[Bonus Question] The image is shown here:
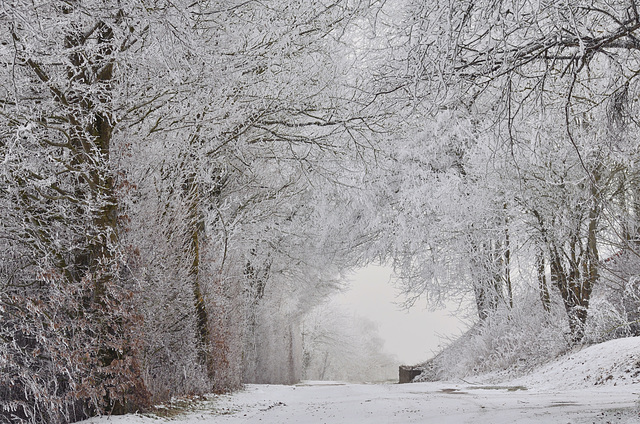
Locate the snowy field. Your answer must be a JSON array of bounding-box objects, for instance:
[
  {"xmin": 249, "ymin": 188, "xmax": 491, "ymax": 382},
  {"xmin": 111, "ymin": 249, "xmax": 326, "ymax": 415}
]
[{"xmin": 80, "ymin": 337, "xmax": 640, "ymax": 424}]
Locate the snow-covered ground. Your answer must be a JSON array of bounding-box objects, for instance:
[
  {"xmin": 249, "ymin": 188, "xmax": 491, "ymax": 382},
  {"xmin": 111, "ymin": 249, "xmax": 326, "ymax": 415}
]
[{"xmin": 80, "ymin": 337, "xmax": 640, "ymax": 424}]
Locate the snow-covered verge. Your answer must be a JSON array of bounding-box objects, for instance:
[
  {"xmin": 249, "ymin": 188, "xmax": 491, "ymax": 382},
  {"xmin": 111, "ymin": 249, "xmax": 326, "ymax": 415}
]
[
  {"xmin": 454, "ymin": 335, "xmax": 640, "ymax": 391},
  {"xmin": 78, "ymin": 337, "xmax": 640, "ymax": 423},
  {"xmin": 507, "ymin": 336, "xmax": 640, "ymax": 390}
]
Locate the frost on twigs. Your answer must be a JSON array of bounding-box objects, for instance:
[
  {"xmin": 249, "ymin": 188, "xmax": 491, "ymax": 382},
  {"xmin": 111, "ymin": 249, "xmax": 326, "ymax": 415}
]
[{"xmin": 0, "ymin": 268, "xmax": 148, "ymax": 423}]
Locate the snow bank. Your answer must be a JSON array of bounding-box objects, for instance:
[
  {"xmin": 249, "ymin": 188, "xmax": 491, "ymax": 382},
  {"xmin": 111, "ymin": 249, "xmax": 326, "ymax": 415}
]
[{"xmin": 506, "ymin": 336, "xmax": 640, "ymax": 390}]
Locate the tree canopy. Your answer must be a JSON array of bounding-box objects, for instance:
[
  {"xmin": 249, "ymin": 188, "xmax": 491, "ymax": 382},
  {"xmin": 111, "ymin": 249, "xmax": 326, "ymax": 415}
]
[{"xmin": 3, "ymin": 0, "xmax": 640, "ymax": 422}]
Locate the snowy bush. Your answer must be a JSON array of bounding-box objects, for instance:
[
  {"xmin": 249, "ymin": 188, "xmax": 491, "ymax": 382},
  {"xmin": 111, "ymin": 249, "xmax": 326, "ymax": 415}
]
[
  {"xmin": 0, "ymin": 269, "xmax": 149, "ymax": 424},
  {"xmin": 417, "ymin": 292, "xmax": 569, "ymax": 381},
  {"xmin": 585, "ymin": 296, "xmax": 631, "ymax": 342},
  {"xmin": 586, "ymin": 273, "xmax": 640, "ymax": 342}
]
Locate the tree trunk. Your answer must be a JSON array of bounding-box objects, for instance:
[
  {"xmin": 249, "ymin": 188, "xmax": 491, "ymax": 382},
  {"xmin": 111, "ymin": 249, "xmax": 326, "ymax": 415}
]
[
  {"xmin": 472, "ymin": 239, "xmax": 505, "ymax": 321},
  {"xmin": 185, "ymin": 174, "xmax": 215, "ymax": 380},
  {"xmin": 536, "ymin": 249, "xmax": 551, "ymax": 313},
  {"xmin": 63, "ymin": 15, "xmax": 147, "ymax": 415}
]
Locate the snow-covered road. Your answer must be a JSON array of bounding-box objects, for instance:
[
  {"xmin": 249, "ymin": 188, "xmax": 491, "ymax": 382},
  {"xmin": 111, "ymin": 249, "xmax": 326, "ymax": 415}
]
[
  {"xmin": 188, "ymin": 381, "xmax": 640, "ymax": 424},
  {"xmin": 81, "ymin": 338, "xmax": 640, "ymax": 424},
  {"xmin": 83, "ymin": 381, "xmax": 640, "ymax": 424}
]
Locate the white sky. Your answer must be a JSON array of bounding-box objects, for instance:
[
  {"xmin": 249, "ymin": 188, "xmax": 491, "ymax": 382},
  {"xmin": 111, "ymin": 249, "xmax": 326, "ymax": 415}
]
[{"xmin": 333, "ymin": 265, "xmax": 468, "ymax": 365}]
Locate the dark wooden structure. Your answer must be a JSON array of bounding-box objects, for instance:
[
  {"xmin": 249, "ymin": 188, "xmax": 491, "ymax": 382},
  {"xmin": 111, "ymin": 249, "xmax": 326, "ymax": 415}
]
[{"xmin": 398, "ymin": 365, "xmax": 422, "ymax": 384}]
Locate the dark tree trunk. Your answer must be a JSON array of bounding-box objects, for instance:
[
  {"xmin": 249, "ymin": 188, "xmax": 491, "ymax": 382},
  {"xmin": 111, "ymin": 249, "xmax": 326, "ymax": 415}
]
[
  {"xmin": 536, "ymin": 250, "xmax": 551, "ymax": 313},
  {"xmin": 185, "ymin": 174, "xmax": 215, "ymax": 380}
]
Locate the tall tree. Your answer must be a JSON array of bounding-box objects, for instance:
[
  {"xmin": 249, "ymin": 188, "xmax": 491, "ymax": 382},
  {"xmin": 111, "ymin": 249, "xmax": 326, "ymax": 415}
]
[
  {"xmin": 1, "ymin": 1, "xmax": 150, "ymax": 420},
  {"xmin": 379, "ymin": 0, "xmax": 640, "ymax": 340},
  {"xmin": 1, "ymin": 0, "xmax": 388, "ymax": 421}
]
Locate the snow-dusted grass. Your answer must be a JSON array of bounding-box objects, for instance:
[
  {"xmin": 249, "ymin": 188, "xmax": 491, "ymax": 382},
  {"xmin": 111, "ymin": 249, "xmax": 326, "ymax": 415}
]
[{"xmin": 79, "ymin": 337, "xmax": 640, "ymax": 423}]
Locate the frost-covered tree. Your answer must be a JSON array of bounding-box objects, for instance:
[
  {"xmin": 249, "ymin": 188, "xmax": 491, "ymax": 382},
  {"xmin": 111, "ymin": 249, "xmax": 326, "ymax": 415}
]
[
  {"xmin": 1, "ymin": 0, "xmax": 389, "ymax": 421},
  {"xmin": 378, "ymin": 0, "xmax": 640, "ymax": 342},
  {"xmin": 1, "ymin": 2, "xmax": 150, "ymax": 420}
]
